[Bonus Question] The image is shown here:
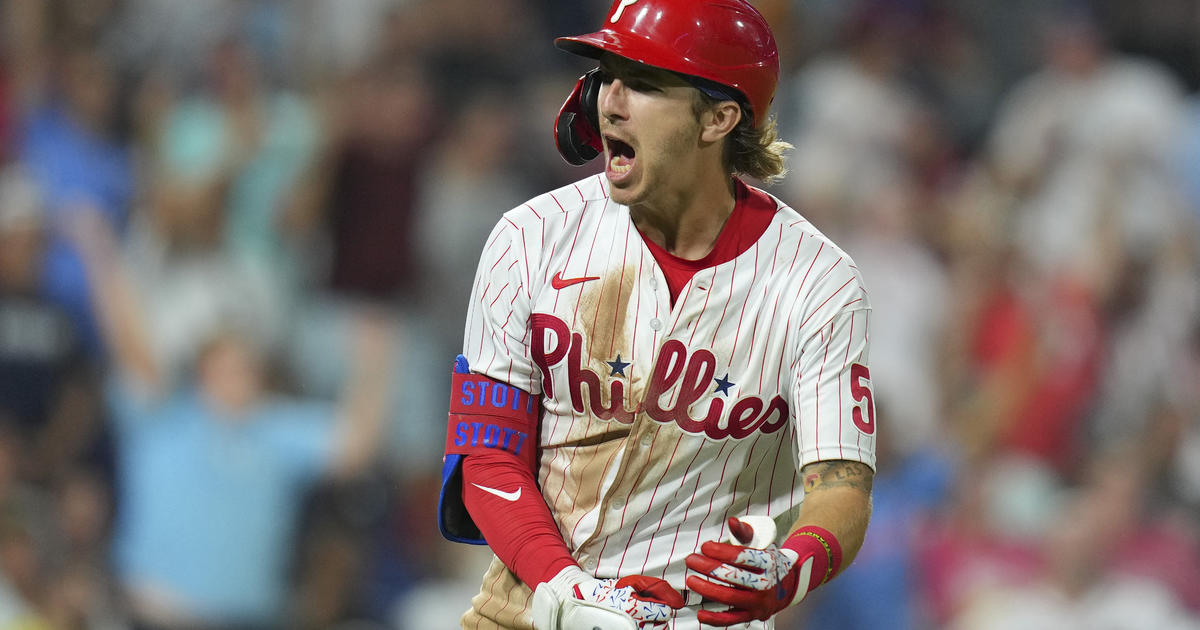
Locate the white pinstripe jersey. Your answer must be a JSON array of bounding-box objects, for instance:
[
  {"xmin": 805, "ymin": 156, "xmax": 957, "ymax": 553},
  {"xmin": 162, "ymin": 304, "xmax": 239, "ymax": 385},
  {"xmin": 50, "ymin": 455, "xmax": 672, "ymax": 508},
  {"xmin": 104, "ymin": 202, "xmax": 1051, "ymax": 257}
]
[{"xmin": 459, "ymin": 174, "xmax": 876, "ymax": 630}]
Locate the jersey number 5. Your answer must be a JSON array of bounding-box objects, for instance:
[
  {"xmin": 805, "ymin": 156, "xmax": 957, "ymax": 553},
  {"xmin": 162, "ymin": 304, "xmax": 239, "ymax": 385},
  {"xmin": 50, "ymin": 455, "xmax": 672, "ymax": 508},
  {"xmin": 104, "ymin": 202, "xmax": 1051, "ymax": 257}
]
[{"xmin": 850, "ymin": 364, "xmax": 875, "ymax": 435}]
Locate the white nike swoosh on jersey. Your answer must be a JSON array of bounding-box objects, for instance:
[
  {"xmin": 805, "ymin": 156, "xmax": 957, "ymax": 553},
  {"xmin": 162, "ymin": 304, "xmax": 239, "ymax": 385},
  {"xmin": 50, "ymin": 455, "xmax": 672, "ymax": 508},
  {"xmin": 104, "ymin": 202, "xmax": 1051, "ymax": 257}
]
[{"xmin": 472, "ymin": 483, "xmax": 522, "ymax": 501}]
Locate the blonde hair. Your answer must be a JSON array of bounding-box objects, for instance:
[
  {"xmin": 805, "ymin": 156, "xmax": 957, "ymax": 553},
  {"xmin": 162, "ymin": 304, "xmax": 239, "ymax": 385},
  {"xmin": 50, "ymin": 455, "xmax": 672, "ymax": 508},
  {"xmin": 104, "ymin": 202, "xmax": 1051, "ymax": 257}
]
[{"xmin": 693, "ymin": 92, "xmax": 793, "ymax": 184}]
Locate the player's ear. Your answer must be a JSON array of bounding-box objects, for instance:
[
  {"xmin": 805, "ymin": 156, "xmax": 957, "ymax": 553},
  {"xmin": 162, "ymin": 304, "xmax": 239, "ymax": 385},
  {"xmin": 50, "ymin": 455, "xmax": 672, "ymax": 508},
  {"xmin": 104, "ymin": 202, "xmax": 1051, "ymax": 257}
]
[{"xmin": 698, "ymin": 100, "xmax": 741, "ymax": 144}]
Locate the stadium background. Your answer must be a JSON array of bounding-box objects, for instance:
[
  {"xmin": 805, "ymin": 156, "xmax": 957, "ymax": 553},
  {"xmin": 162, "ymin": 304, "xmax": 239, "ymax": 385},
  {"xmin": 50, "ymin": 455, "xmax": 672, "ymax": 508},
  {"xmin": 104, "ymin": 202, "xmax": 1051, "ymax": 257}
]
[{"xmin": 0, "ymin": 0, "xmax": 1197, "ymax": 628}]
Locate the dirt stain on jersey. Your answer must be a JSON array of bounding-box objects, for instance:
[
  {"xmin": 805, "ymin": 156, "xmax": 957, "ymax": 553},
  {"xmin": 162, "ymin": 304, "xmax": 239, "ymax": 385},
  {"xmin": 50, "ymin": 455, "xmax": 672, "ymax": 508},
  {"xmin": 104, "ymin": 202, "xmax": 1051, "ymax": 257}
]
[
  {"xmin": 565, "ymin": 265, "xmax": 640, "ymax": 427},
  {"xmin": 581, "ymin": 265, "xmax": 636, "ymax": 364},
  {"xmin": 544, "ymin": 437, "xmax": 627, "ymax": 535}
]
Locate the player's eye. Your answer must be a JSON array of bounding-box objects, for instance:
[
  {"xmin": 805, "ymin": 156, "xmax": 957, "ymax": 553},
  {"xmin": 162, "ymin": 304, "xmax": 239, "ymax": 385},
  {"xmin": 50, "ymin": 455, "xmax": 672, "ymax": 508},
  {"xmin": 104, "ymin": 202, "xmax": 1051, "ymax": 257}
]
[{"xmin": 627, "ymin": 79, "xmax": 661, "ymax": 93}]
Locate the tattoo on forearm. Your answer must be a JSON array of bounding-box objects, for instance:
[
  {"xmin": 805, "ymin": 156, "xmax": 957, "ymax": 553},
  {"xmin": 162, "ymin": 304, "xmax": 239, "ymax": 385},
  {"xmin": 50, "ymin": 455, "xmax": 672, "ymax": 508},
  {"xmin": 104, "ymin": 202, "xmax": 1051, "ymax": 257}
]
[{"xmin": 802, "ymin": 460, "xmax": 874, "ymax": 495}]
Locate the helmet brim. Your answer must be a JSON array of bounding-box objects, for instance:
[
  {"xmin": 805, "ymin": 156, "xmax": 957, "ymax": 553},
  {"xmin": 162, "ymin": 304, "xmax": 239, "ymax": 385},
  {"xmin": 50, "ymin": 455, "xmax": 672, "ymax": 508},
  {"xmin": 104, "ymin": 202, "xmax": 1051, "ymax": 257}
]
[{"xmin": 555, "ymin": 32, "xmax": 639, "ymax": 63}]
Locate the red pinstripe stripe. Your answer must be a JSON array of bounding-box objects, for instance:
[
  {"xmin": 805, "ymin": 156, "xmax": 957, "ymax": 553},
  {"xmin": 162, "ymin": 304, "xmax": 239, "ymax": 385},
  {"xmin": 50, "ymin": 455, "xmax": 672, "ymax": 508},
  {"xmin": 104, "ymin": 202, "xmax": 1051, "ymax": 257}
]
[
  {"xmin": 489, "ymin": 572, "xmax": 518, "ymax": 626},
  {"xmin": 609, "ymin": 221, "xmax": 633, "ymax": 356},
  {"xmin": 541, "ymin": 219, "xmax": 552, "ymax": 285},
  {"xmin": 799, "ymin": 278, "xmax": 855, "ymax": 329},
  {"xmin": 589, "ymin": 439, "xmax": 640, "ymax": 557},
  {"xmin": 629, "ymin": 237, "xmax": 645, "ymax": 365},
  {"xmin": 686, "ymin": 273, "xmax": 714, "ymax": 346},
  {"xmin": 473, "ymin": 563, "xmax": 507, "ymax": 628},
  {"xmin": 728, "ymin": 247, "xmax": 760, "ymax": 358},
  {"xmin": 548, "ymin": 407, "xmax": 580, "ymax": 506},
  {"xmin": 725, "ymin": 431, "xmax": 766, "ymax": 518},
  {"xmin": 813, "ymin": 320, "xmax": 833, "ymax": 460},
  {"xmin": 764, "ymin": 428, "xmax": 790, "ymax": 512},
  {"xmin": 615, "ymin": 431, "xmax": 682, "ymax": 575},
  {"xmin": 776, "ymin": 304, "xmax": 795, "ymax": 392},
  {"xmin": 571, "ymin": 200, "xmax": 607, "ymax": 327},
  {"xmin": 774, "ymin": 231, "xmax": 807, "ymax": 382},
  {"xmin": 756, "ymin": 278, "xmax": 786, "ymax": 391},
  {"xmin": 710, "ymin": 256, "xmax": 737, "ymax": 351},
  {"xmin": 555, "ymin": 204, "xmax": 589, "ymax": 313},
  {"xmin": 798, "ymin": 242, "xmax": 824, "ymax": 297},
  {"xmin": 518, "ymin": 229, "xmax": 532, "ymax": 299},
  {"xmin": 587, "ymin": 226, "xmax": 617, "ymax": 346},
  {"xmin": 662, "ymin": 442, "xmax": 723, "ymax": 568},
  {"xmin": 639, "ymin": 434, "xmax": 688, "ymax": 575},
  {"xmin": 813, "ymin": 257, "xmax": 844, "ymax": 285},
  {"xmin": 839, "ymin": 312, "xmax": 857, "ymax": 459},
  {"xmin": 787, "ymin": 430, "xmax": 799, "ymax": 509},
  {"xmin": 668, "ymin": 282, "xmax": 694, "ymax": 331},
  {"xmin": 786, "ymin": 233, "xmax": 806, "ymax": 276},
  {"xmin": 488, "ymin": 284, "xmax": 509, "ymax": 307},
  {"xmin": 513, "ymin": 595, "xmax": 532, "ymax": 625},
  {"xmin": 738, "ymin": 245, "xmax": 764, "ymax": 387},
  {"xmin": 860, "ymin": 310, "xmax": 871, "ymax": 454},
  {"xmin": 691, "ymin": 439, "xmax": 738, "ymax": 553},
  {"xmin": 482, "ymin": 226, "xmax": 506, "ymax": 253},
  {"xmin": 614, "ymin": 429, "xmax": 672, "ymax": 571},
  {"xmin": 661, "ymin": 474, "xmax": 706, "ymax": 575},
  {"xmin": 769, "ymin": 225, "xmax": 783, "ymax": 274},
  {"xmin": 810, "ymin": 305, "xmax": 862, "ymax": 340},
  {"xmin": 650, "ymin": 276, "xmax": 662, "ymax": 351},
  {"xmin": 489, "ymin": 245, "xmax": 511, "ymax": 273}
]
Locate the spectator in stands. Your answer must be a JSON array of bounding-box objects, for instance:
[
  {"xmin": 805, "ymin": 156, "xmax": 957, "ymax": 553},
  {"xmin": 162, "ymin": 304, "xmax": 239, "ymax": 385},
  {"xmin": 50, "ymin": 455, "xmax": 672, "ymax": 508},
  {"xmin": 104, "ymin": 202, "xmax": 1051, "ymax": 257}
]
[
  {"xmin": 0, "ymin": 165, "xmax": 105, "ymax": 484},
  {"xmin": 18, "ymin": 42, "xmax": 134, "ymax": 356},
  {"xmin": 948, "ymin": 459, "xmax": 1200, "ymax": 630},
  {"xmin": 69, "ymin": 208, "xmax": 394, "ymax": 630}
]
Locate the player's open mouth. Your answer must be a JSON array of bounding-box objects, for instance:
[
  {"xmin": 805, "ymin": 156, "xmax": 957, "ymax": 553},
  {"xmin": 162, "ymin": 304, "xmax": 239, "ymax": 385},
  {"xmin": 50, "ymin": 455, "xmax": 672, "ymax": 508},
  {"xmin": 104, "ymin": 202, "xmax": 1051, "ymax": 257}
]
[{"xmin": 605, "ymin": 136, "xmax": 636, "ymax": 176}]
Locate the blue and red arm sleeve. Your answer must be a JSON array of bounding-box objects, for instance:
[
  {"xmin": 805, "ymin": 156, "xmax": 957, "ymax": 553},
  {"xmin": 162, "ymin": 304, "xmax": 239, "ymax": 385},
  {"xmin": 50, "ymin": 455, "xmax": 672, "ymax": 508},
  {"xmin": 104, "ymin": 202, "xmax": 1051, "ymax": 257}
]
[
  {"xmin": 438, "ymin": 356, "xmax": 576, "ymax": 585},
  {"xmin": 439, "ymin": 355, "xmax": 537, "ymax": 543}
]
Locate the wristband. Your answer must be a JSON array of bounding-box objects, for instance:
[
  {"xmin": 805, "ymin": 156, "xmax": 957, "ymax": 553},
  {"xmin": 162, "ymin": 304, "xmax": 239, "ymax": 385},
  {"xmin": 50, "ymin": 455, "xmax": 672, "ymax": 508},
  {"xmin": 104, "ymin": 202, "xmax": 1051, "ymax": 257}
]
[{"xmin": 781, "ymin": 525, "xmax": 843, "ymax": 593}]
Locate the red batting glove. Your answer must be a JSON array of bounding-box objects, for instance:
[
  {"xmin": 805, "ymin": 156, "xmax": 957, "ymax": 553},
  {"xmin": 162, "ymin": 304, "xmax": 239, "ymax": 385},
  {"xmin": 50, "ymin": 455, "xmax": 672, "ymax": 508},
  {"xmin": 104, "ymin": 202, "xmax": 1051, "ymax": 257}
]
[{"xmin": 684, "ymin": 518, "xmax": 840, "ymax": 627}]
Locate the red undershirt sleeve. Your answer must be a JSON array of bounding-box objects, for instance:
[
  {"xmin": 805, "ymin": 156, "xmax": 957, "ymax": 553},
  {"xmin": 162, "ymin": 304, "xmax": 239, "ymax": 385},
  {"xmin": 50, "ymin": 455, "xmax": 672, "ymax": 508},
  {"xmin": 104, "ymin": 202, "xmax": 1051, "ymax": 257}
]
[{"xmin": 461, "ymin": 450, "xmax": 578, "ymax": 586}]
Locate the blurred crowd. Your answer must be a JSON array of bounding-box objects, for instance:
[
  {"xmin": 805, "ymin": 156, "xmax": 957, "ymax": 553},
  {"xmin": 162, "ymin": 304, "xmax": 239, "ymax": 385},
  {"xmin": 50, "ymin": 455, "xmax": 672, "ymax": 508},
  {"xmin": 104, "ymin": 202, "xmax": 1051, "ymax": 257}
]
[{"xmin": 0, "ymin": 0, "xmax": 1197, "ymax": 629}]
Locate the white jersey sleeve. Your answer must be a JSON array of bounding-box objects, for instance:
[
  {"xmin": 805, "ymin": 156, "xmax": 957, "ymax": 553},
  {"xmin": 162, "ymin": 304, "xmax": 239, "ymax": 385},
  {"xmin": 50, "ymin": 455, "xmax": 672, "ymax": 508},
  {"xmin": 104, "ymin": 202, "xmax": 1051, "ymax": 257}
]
[
  {"xmin": 462, "ymin": 217, "xmax": 540, "ymax": 394},
  {"xmin": 792, "ymin": 302, "xmax": 876, "ymax": 470},
  {"xmin": 792, "ymin": 249, "xmax": 878, "ymax": 465}
]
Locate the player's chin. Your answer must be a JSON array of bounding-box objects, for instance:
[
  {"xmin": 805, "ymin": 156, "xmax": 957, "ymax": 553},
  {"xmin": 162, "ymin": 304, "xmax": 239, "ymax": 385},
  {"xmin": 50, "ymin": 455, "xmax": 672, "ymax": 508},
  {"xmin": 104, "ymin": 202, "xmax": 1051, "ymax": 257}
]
[{"xmin": 606, "ymin": 176, "xmax": 641, "ymax": 206}]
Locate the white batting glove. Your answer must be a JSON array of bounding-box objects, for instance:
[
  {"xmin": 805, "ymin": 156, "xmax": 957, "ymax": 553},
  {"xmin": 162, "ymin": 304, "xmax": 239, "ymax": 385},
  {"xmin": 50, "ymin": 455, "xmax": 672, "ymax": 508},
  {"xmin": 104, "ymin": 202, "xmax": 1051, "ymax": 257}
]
[{"xmin": 531, "ymin": 565, "xmax": 685, "ymax": 630}]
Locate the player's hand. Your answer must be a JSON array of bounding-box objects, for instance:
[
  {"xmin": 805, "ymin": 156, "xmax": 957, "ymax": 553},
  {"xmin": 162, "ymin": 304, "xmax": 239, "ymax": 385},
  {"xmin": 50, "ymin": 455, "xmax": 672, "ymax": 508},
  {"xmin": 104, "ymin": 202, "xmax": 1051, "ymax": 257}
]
[
  {"xmin": 684, "ymin": 517, "xmax": 815, "ymax": 627},
  {"xmin": 531, "ymin": 565, "xmax": 685, "ymax": 630}
]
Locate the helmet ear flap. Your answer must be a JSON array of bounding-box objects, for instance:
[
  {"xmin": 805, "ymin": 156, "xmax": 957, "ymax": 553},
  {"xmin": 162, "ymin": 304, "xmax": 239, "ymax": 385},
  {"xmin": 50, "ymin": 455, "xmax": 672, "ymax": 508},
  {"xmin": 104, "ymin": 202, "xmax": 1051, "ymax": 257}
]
[{"xmin": 554, "ymin": 69, "xmax": 603, "ymax": 166}]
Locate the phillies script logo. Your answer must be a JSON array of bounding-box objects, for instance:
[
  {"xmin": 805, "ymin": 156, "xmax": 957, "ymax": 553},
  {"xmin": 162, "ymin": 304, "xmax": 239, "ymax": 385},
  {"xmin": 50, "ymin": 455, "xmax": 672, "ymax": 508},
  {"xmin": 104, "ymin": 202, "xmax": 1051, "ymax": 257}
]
[{"xmin": 531, "ymin": 314, "xmax": 788, "ymax": 439}]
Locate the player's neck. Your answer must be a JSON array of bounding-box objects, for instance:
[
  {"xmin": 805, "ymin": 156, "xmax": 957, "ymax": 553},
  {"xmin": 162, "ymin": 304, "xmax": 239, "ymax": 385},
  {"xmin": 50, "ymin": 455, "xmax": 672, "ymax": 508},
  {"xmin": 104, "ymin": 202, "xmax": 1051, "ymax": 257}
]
[{"xmin": 630, "ymin": 171, "xmax": 736, "ymax": 261}]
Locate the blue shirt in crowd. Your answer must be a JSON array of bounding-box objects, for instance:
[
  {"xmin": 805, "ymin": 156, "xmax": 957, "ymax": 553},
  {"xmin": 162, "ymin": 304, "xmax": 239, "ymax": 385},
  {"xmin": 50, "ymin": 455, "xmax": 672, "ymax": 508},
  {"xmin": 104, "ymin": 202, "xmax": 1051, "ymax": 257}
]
[
  {"xmin": 20, "ymin": 103, "xmax": 133, "ymax": 355},
  {"xmin": 108, "ymin": 383, "xmax": 335, "ymax": 625}
]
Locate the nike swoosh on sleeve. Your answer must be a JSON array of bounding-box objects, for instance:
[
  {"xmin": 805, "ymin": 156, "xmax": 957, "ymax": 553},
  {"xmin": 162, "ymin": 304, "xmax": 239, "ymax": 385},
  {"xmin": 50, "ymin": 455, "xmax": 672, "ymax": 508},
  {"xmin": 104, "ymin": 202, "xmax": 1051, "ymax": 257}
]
[{"xmin": 471, "ymin": 483, "xmax": 522, "ymax": 501}]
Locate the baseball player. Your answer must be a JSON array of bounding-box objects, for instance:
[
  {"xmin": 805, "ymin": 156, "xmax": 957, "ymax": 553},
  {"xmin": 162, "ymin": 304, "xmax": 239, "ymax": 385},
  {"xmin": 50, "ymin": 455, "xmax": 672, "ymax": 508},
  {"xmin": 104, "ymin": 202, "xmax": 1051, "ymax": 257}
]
[{"xmin": 439, "ymin": 0, "xmax": 877, "ymax": 628}]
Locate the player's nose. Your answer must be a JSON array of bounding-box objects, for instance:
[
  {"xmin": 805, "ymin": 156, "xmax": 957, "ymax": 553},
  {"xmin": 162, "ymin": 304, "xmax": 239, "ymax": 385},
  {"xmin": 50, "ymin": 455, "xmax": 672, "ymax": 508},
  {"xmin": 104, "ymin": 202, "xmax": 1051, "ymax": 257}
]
[{"xmin": 599, "ymin": 78, "xmax": 629, "ymax": 124}]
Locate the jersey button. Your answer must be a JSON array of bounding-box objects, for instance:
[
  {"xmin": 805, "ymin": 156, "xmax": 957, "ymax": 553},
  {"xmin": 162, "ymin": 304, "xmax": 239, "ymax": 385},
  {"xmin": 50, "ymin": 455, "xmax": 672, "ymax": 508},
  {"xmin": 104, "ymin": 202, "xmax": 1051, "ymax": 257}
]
[
  {"xmin": 641, "ymin": 435, "xmax": 653, "ymax": 447},
  {"xmin": 649, "ymin": 318, "xmax": 662, "ymax": 330},
  {"xmin": 611, "ymin": 498, "xmax": 625, "ymax": 510}
]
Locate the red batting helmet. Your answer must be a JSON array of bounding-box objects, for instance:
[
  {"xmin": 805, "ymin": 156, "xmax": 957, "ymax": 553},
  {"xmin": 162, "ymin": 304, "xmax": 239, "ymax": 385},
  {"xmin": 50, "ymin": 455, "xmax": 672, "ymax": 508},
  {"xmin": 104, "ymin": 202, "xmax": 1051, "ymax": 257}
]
[{"xmin": 555, "ymin": 0, "xmax": 780, "ymax": 128}]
